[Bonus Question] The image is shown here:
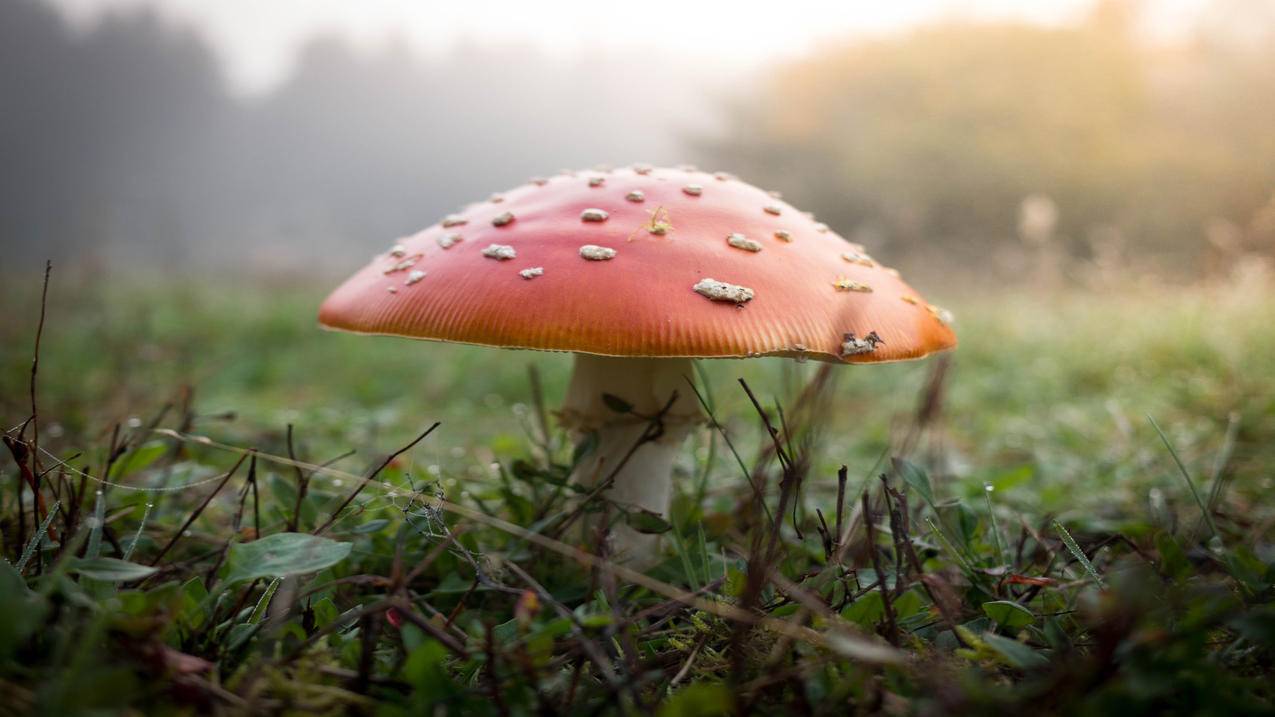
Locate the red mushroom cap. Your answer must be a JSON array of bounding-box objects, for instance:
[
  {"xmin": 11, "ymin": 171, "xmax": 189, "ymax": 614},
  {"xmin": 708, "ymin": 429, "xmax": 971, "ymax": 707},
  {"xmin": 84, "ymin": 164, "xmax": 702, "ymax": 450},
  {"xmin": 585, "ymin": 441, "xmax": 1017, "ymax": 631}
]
[{"xmin": 319, "ymin": 166, "xmax": 955, "ymax": 363}]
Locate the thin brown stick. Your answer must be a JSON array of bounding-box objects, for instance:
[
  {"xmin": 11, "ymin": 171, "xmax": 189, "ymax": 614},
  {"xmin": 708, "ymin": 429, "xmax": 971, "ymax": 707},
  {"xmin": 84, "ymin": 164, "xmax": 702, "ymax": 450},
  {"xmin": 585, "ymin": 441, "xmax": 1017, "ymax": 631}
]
[
  {"xmin": 314, "ymin": 422, "xmax": 439, "ymax": 535},
  {"xmin": 863, "ymin": 491, "xmax": 899, "ymax": 645},
  {"xmin": 149, "ymin": 453, "xmax": 248, "ymax": 567},
  {"xmin": 286, "ymin": 424, "xmax": 308, "ymax": 532},
  {"xmin": 26, "ymin": 261, "xmax": 52, "ymax": 473}
]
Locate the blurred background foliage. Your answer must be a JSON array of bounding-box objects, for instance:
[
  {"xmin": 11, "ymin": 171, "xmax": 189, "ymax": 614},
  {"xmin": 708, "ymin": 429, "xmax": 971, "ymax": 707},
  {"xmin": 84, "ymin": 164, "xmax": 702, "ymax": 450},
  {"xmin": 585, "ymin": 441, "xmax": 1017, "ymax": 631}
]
[
  {"xmin": 2, "ymin": 0, "xmax": 1272, "ymax": 285},
  {"xmin": 706, "ymin": 2, "xmax": 1275, "ymax": 281}
]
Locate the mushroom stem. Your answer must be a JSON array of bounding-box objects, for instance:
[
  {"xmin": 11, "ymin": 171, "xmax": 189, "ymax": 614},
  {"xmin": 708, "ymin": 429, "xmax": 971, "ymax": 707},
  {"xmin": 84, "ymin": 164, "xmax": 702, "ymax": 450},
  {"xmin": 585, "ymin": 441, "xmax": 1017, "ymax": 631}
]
[{"xmin": 561, "ymin": 354, "xmax": 704, "ymax": 564}]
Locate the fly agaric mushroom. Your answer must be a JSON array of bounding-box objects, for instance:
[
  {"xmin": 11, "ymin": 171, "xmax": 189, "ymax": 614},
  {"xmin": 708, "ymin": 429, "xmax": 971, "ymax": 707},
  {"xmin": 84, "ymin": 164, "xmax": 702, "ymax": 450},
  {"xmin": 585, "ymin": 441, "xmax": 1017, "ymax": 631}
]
[{"xmin": 319, "ymin": 166, "xmax": 955, "ymax": 563}]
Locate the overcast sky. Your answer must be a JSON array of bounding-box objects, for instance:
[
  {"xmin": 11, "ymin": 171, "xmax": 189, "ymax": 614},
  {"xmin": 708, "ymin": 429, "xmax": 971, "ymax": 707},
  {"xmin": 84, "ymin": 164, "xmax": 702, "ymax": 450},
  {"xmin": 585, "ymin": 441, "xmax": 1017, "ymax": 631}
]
[{"xmin": 46, "ymin": 0, "xmax": 1214, "ymax": 94}]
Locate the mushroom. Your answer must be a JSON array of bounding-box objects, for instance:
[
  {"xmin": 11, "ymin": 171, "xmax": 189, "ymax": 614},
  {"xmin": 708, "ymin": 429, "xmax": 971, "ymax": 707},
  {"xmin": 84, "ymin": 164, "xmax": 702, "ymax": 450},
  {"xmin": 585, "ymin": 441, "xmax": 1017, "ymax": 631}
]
[{"xmin": 319, "ymin": 166, "xmax": 955, "ymax": 564}]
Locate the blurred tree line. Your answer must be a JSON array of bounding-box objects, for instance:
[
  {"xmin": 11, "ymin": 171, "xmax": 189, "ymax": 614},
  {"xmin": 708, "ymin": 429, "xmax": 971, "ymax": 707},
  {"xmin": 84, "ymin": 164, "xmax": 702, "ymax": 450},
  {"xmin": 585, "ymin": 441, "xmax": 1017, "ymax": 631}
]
[
  {"xmin": 699, "ymin": 0, "xmax": 1275, "ymax": 283},
  {"xmin": 0, "ymin": 0, "xmax": 720, "ymax": 272},
  {"xmin": 3, "ymin": 0, "xmax": 1272, "ymax": 283}
]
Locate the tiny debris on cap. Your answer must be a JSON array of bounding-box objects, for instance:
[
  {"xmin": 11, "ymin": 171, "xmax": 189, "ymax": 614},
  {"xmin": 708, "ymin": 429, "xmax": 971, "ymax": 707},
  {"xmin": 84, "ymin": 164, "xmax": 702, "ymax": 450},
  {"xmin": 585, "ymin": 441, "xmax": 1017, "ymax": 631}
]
[
  {"xmin": 588, "ymin": 177, "xmax": 605, "ymax": 187},
  {"xmin": 386, "ymin": 286, "xmax": 398, "ymax": 294},
  {"xmin": 482, "ymin": 244, "xmax": 516, "ymax": 260},
  {"xmin": 405, "ymin": 270, "xmax": 426, "ymax": 285},
  {"xmin": 768, "ymin": 190, "xmax": 783, "ymax": 198},
  {"xmin": 519, "ymin": 267, "xmax": 544, "ymax": 280},
  {"xmin": 815, "ymin": 222, "xmax": 829, "ymax": 233},
  {"xmin": 530, "ymin": 176, "xmax": 549, "ymax": 186},
  {"xmin": 727, "ymin": 233, "xmax": 762, "ymax": 252},
  {"xmin": 713, "ymin": 171, "xmax": 734, "ymax": 181},
  {"xmin": 841, "ymin": 331, "xmax": 883, "ymax": 356},
  {"xmin": 833, "ymin": 277, "xmax": 873, "ymax": 292},
  {"xmin": 678, "ymin": 163, "xmax": 699, "ymax": 172},
  {"xmin": 841, "ymin": 250, "xmax": 875, "ymax": 267},
  {"xmin": 579, "ymin": 245, "xmax": 617, "ymax": 261},
  {"xmin": 389, "ymin": 244, "xmax": 407, "ymax": 257},
  {"xmin": 774, "ymin": 230, "xmax": 792, "ymax": 242},
  {"xmin": 682, "ymin": 184, "xmax": 703, "ymax": 196},
  {"xmin": 763, "ymin": 205, "xmax": 782, "ymax": 216},
  {"xmin": 489, "ymin": 194, "xmax": 504, "ymax": 203},
  {"xmin": 626, "ymin": 190, "xmax": 645, "ymax": 202},
  {"xmin": 384, "ymin": 255, "xmax": 419, "ymax": 274},
  {"xmin": 580, "ymin": 208, "xmax": 609, "ymax": 223},
  {"xmin": 928, "ymin": 304, "xmax": 955, "ymax": 324},
  {"xmin": 693, "ymin": 278, "xmax": 754, "ymax": 304},
  {"xmin": 492, "ymin": 211, "xmax": 515, "ymax": 227},
  {"xmin": 632, "ymin": 163, "xmax": 653, "ymax": 175},
  {"xmin": 442, "ymin": 215, "xmax": 467, "ymax": 228},
  {"xmin": 437, "ymin": 233, "xmax": 462, "ymax": 249},
  {"xmin": 901, "ymin": 295, "xmax": 920, "ymax": 305}
]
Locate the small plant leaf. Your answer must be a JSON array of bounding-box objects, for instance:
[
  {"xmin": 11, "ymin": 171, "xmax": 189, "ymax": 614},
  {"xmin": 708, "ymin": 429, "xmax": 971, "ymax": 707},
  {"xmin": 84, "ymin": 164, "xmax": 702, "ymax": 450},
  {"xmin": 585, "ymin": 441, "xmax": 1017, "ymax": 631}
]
[
  {"xmin": 107, "ymin": 440, "xmax": 169, "ymax": 480},
  {"xmin": 658, "ymin": 683, "xmax": 732, "ymax": 717},
  {"xmin": 351, "ymin": 519, "xmax": 391, "ymax": 535},
  {"xmin": 626, "ymin": 509, "xmax": 672, "ymax": 534},
  {"xmin": 71, "ymin": 557, "xmax": 158, "ymax": 582},
  {"xmin": 980, "ymin": 631, "xmax": 1049, "ymax": 670},
  {"xmin": 223, "ymin": 533, "xmax": 352, "ymax": 586},
  {"xmin": 601, "ymin": 393, "xmax": 634, "ymax": 414},
  {"xmin": 893, "ymin": 457, "xmax": 934, "ymax": 507},
  {"xmin": 982, "ymin": 600, "xmax": 1035, "ymax": 630}
]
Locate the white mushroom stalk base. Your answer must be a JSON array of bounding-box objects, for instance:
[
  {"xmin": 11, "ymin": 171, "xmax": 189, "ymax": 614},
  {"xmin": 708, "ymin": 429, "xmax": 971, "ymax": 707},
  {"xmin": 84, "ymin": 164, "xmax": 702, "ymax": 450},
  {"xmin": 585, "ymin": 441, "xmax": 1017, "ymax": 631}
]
[{"xmin": 561, "ymin": 354, "xmax": 705, "ymax": 565}]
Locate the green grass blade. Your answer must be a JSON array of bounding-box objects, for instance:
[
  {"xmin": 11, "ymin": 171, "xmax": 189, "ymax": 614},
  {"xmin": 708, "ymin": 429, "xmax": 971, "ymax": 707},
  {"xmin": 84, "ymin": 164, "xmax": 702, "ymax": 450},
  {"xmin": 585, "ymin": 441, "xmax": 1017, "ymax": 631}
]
[
  {"xmin": 984, "ymin": 484, "xmax": 1010, "ymax": 568},
  {"xmin": 925, "ymin": 516, "xmax": 976, "ymax": 576},
  {"xmin": 122, "ymin": 502, "xmax": 154, "ymax": 562},
  {"xmin": 15, "ymin": 501, "xmax": 61, "ymax": 572},
  {"xmin": 1148, "ymin": 415, "xmax": 1221, "ymax": 543},
  {"xmin": 1053, "ymin": 519, "xmax": 1105, "ymax": 589},
  {"xmin": 248, "ymin": 577, "xmax": 283, "ymax": 624},
  {"xmin": 85, "ymin": 490, "xmax": 106, "ymax": 560}
]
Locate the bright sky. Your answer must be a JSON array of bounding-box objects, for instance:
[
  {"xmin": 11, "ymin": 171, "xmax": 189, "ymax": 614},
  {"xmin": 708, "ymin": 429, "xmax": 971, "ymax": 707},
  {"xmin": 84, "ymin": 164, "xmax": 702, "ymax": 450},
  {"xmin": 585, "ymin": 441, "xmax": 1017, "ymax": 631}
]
[{"xmin": 48, "ymin": 0, "xmax": 1213, "ymax": 94}]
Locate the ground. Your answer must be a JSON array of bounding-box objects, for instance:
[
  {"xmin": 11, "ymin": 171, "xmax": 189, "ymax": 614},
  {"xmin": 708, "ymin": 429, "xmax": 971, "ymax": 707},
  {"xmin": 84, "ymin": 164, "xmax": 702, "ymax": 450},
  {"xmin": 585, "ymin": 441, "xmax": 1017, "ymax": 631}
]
[{"xmin": 1, "ymin": 270, "xmax": 1273, "ymax": 714}]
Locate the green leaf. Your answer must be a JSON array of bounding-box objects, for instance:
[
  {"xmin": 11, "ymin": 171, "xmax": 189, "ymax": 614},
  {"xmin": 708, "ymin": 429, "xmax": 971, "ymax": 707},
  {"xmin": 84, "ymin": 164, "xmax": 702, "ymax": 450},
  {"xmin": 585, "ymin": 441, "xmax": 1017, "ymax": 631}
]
[
  {"xmin": 601, "ymin": 393, "xmax": 634, "ymax": 414},
  {"xmin": 980, "ymin": 631, "xmax": 1049, "ymax": 669},
  {"xmin": 658, "ymin": 683, "xmax": 732, "ymax": 717},
  {"xmin": 404, "ymin": 639, "xmax": 452, "ymax": 696},
  {"xmin": 982, "ymin": 600, "xmax": 1035, "ymax": 630},
  {"xmin": 893, "ymin": 457, "xmax": 933, "ymax": 507},
  {"xmin": 107, "ymin": 441, "xmax": 169, "ymax": 480},
  {"xmin": 351, "ymin": 519, "xmax": 390, "ymax": 535},
  {"xmin": 511, "ymin": 459, "xmax": 570, "ymax": 486},
  {"xmin": 626, "ymin": 509, "xmax": 672, "ymax": 535},
  {"xmin": 247, "ymin": 578, "xmax": 282, "ymax": 624},
  {"xmin": 1154, "ymin": 531, "xmax": 1190, "ymax": 581},
  {"xmin": 223, "ymin": 533, "xmax": 352, "ymax": 586},
  {"xmin": 70, "ymin": 558, "xmax": 158, "ymax": 582},
  {"xmin": 841, "ymin": 590, "xmax": 885, "ymax": 628}
]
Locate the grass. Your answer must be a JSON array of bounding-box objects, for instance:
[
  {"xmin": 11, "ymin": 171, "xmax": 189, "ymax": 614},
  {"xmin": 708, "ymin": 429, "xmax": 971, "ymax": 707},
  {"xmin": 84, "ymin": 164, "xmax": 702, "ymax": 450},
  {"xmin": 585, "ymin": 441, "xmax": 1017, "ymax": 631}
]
[{"xmin": 1, "ymin": 269, "xmax": 1274, "ymax": 714}]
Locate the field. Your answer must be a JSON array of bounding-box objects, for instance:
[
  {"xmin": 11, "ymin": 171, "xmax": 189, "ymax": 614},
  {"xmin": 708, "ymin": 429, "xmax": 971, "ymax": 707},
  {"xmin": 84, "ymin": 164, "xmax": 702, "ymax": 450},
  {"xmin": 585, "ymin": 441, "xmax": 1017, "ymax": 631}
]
[{"xmin": 2, "ymin": 270, "xmax": 1274, "ymax": 714}]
